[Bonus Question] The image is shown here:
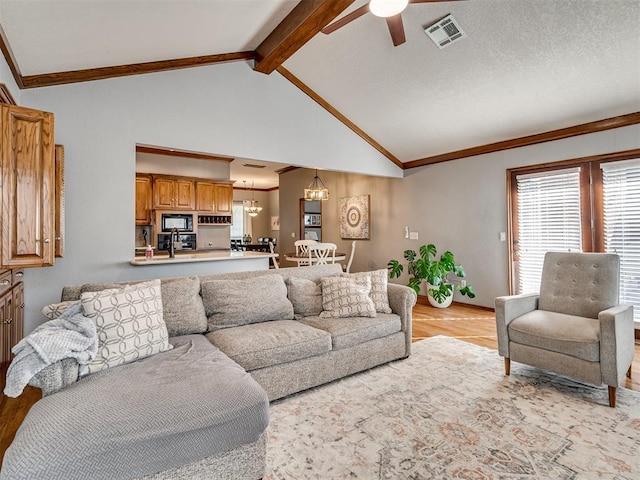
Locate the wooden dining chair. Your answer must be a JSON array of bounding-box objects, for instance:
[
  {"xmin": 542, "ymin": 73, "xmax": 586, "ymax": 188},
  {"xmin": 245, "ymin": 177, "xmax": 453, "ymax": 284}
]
[
  {"xmin": 344, "ymin": 240, "xmax": 356, "ymax": 273},
  {"xmin": 268, "ymin": 241, "xmax": 279, "ymax": 269},
  {"xmin": 308, "ymin": 242, "xmax": 337, "ymax": 265},
  {"xmin": 294, "ymin": 239, "xmax": 318, "ymax": 266}
]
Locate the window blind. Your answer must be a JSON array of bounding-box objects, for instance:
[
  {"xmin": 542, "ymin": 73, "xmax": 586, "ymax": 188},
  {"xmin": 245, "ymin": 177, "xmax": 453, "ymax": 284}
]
[
  {"xmin": 516, "ymin": 168, "xmax": 583, "ymax": 294},
  {"xmin": 602, "ymin": 159, "xmax": 640, "ymax": 322}
]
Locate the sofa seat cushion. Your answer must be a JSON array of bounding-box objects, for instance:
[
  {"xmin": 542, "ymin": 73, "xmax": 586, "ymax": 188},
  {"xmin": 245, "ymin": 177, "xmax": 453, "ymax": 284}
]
[
  {"xmin": 299, "ymin": 313, "xmax": 402, "ymax": 350},
  {"xmin": 1, "ymin": 335, "xmax": 269, "ymax": 480},
  {"xmin": 206, "ymin": 320, "xmax": 331, "ymax": 371},
  {"xmin": 508, "ymin": 310, "xmax": 600, "ymax": 362}
]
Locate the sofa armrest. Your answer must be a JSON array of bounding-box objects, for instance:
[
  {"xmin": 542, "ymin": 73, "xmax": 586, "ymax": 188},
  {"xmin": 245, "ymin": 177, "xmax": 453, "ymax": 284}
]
[
  {"xmin": 387, "ymin": 283, "xmax": 417, "ymax": 357},
  {"xmin": 599, "ymin": 304, "xmax": 635, "ymax": 387},
  {"xmin": 29, "ymin": 358, "xmax": 80, "ymax": 397},
  {"xmin": 494, "ymin": 293, "xmax": 539, "ymax": 357}
]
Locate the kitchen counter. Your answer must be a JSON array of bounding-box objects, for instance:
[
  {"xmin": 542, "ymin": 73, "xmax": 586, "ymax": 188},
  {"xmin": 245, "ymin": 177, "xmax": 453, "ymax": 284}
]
[{"xmin": 130, "ymin": 250, "xmax": 276, "ymax": 266}]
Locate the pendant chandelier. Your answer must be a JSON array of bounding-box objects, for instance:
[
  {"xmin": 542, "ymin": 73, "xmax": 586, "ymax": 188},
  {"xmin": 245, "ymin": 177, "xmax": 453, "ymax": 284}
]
[
  {"xmin": 304, "ymin": 169, "xmax": 329, "ymax": 201},
  {"xmin": 243, "ymin": 181, "xmax": 262, "ymax": 217}
]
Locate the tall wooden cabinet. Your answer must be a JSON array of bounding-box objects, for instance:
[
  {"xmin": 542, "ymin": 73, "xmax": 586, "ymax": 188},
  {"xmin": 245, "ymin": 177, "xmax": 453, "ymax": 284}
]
[
  {"xmin": 1, "ymin": 104, "xmax": 55, "ymax": 267},
  {"xmin": 135, "ymin": 174, "xmax": 153, "ymax": 225},
  {"xmin": 0, "ymin": 268, "xmax": 24, "ymax": 391}
]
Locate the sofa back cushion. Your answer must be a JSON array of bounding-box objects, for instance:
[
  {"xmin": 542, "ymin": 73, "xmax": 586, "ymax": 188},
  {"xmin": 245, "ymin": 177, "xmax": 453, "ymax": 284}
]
[
  {"xmin": 286, "ymin": 277, "xmax": 323, "ymax": 319},
  {"xmin": 76, "ymin": 277, "xmax": 207, "ymax": 337},
  {"xmin": 202, "ymin": 274, "xmax": 294, "ymax": 331},
  {"xmin": 80, "ymin": 280, "xmax": 171, "ymax": 375}
]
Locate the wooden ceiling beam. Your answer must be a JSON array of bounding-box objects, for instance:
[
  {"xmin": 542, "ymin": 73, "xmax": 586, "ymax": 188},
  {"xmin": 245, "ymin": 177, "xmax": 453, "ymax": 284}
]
[
  {"xmin": 404, "ymin": 112, "xmax": 640, "ymax": 169},
  {"xmin": 20, "ymin": 52, "xmax": 256, "ymax": 89},
  {"xmin": 254, "ymin": 0, "xmax": 355, "ymax": 74}
]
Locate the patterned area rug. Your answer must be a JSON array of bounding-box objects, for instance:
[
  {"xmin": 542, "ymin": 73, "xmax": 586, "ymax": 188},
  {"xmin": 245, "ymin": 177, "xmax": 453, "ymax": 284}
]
[{"xmin": 264, "ymin": 336, "xmax": 640, "ymax": 479}]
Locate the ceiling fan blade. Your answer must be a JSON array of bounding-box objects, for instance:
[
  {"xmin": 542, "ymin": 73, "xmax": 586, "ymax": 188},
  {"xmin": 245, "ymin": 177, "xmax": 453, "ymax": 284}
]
[
  {"xmin": 321, "ymin": 4, "xmax": 371, "ymax": 35},
  {"xmin": 386, "ymin": 15, "xmax": 406, "ymax": 46}
]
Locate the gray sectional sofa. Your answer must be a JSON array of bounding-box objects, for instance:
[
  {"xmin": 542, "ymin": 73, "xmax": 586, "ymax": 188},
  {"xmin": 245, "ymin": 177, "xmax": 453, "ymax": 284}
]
[{"xmin": 1, "ymin": 264, "xmax": 416, "ymax": 480}]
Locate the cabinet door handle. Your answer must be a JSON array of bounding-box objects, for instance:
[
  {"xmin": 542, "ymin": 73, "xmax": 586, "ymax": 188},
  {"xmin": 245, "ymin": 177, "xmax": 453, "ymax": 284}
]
[
  {"xmin": 0, "ymin": 280, "xmax": 9, "ymax": 286},
  {"xmin": 15, "ymin": 272, "xmax": 23, "ymax": 278},
  {"xmin": 43, "ymin": 238, "xmax": 50, "ymax": 244},
  {"xmin": 55, "ymin": 237, "xmax": 61, "ymax": 241},
  {"xmin": 5, "ymin": 318, "xmax": 12, "ymax": 324},
  {"xmin": 20, "ymin": 303, "xmax": 24, "ymax": 308}
]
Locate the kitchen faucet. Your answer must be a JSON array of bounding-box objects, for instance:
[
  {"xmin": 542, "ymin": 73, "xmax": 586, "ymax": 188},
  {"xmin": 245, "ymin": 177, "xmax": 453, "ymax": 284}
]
[{"xmin": 169, "ymin": 227, "xmax": 179, "ymax": 258}]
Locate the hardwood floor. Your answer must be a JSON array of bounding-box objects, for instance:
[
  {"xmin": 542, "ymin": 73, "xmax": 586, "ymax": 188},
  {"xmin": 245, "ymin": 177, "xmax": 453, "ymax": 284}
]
[{"xmin": 1, "ymin": 302, "xmax": 639, "ymax": 466}]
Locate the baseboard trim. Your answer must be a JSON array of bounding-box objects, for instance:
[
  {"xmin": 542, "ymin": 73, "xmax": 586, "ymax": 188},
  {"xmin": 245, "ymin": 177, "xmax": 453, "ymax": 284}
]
[{"xmin": 416, "ymin": 295, "xmax": 495, "ymax": 312}]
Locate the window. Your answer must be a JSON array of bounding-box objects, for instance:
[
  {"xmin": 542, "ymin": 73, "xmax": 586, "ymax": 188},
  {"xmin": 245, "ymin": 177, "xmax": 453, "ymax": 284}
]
[
  {"xmin": 231, "ymin": 202, "xmax": 244, "ymax": 239},
  {"xmin": 508, "ymin": 149, "xmax": 640, "ymax": 321},
  {"xmin": 602, "ymin": 160, "xmax": 640, "ymax": 318},
  {"xmin": 515, "ymin": 168, "xmax": 583, "ymax": 293}
]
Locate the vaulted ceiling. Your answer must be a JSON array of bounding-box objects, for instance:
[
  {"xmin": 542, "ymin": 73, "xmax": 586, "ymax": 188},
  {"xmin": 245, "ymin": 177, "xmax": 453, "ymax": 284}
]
[{"xmin": 1, "ymin": 0, "xmax": 639, "ymax": 171}]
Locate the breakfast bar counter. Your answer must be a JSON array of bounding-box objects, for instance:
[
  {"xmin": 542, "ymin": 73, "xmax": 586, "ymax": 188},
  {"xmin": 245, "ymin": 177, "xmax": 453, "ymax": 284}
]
[{"xmin": 130, "ymin": 250, "xmax": 276, "ymax": 266}]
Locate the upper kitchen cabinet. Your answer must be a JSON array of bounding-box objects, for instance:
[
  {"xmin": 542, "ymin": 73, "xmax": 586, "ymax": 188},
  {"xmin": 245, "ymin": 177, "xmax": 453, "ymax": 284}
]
[
  {"xmin": 213, "ymin": 183, "xmax": 233, "ymax": 214},
  {"xmin": 153, "ymin": 175, "xmax": 195, "ymax": 210},
  {"xmin": 135, "ymin": 173, "xmax": 153, "ymax": 225},
  {"xmin": 1, "ymin": 104, "xmax": 55, "ymax": 268},
  {"xmin": 195, "ymin": 181, "xmax": 215, "ymax": 212}
]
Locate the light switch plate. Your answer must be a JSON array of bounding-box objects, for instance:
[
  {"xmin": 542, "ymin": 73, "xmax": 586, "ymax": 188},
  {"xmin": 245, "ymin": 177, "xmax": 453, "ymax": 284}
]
[{"xmin": 409, "ymin": 232, "xmax": 419, "ymax": 240}]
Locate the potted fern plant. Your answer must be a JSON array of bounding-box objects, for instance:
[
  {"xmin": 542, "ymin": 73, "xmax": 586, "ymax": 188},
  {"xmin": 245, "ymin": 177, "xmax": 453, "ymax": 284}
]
[{"xmin": 387, "ymin": 243, "xmax": 475, "ymax": 308}]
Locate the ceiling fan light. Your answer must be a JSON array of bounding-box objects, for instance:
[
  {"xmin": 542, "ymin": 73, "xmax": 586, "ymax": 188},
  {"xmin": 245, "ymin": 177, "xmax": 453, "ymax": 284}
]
[{"xmin": 369, "ymin": 0, "xmax": 408, "ymax": 18}]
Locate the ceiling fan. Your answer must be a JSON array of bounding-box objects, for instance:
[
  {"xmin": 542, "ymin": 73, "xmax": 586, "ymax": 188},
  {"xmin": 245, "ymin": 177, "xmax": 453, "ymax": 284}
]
[{"xmin": 321, "ymin": 0, "xmax": 465, "ymax": 47}]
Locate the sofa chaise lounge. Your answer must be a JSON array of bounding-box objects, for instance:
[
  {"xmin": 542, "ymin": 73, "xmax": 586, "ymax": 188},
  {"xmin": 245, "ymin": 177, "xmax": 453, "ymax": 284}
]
[{"xmin": 1, "ymin": 264, "xmax": 416, "ymax": 480}]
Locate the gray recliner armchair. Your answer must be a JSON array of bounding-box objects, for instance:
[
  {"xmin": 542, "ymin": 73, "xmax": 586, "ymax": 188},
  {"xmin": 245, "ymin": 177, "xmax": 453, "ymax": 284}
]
[{"xmin": 495, "ymin": 252, "xmax": 635, "ymax": 407}]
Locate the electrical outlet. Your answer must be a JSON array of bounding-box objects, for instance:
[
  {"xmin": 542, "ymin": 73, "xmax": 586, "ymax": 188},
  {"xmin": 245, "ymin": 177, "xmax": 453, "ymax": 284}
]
[{"xmin": 409, "ymin": 231, "xmax": 419, "ymax": 240}]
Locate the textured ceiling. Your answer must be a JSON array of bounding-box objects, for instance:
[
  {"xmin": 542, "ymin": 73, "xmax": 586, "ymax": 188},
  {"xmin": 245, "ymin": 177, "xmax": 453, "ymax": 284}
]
[
  {"xmin": 0, "ymin": 0, "xmax": 638, "ymax": 166},
  {"xmin": 285, "ymin": 0, "xmax": 640, "ymax": 161}
]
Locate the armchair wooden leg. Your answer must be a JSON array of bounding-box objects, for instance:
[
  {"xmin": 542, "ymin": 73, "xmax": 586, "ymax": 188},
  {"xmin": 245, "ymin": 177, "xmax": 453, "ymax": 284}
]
[
  {"xmin": 608, "ymin": 386, "xmax": 617, "ymax": 408},
  {"xmin": 627, "ymin": 365, "xmax": 632, "ymax": 379},
  {"xmin": 504, "ymin": 357, "xmax": 510, "ymax": 376}
]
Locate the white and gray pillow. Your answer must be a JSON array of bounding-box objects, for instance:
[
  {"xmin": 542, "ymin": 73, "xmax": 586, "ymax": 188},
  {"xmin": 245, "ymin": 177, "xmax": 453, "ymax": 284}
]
[
  {"xmin": 202, "ymin": 274, "xmax": 294, "ymax": 331},
  {"xmin": 319, "ymin": 275, "xmax": 376, "ymax": 318},
  {"xmin": 286, "ymin": 277, "xmax": 323, "ymax": 319},
  {"xmin": 80, "ymin": 279, "xmax": 171, "ymax": 375},
  {"xmin": 42, "ymin": 300, "xmax": 79, "ymax": 320},
  {"xmin": 341, "ymin": 269, "xmax": 392, "ymax": 313}
]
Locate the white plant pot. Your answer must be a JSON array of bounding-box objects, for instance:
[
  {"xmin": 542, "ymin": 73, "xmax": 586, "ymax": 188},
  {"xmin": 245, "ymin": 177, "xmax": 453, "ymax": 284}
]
[{"xmin": 426, "ymin": 283, "xmax": 454, "ymax": 309}]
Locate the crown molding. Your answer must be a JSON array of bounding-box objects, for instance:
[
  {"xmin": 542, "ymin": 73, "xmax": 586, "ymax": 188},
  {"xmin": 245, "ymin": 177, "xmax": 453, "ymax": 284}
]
[
  {"xmin": 0, "ymin": 83, "xmax": 16, "ymax": 105},
  {"xmin": 0, "ymin": 23, "xmax": 23, "ymax": 89},
  {"xmin": 136, "ymin": 145, "xmax": 234, "ymax": 162},
  {"xmin": 404, "ymin": 112, "xmax": 640, "ymax": 169}
]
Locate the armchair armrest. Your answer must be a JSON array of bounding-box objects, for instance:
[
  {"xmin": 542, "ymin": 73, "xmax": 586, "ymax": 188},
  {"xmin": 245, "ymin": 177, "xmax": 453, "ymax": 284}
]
[
  {"xmin": 494, "ymin": 293, "xmax": 539, "ymax": 357},
  {"xmin": 599, "ymin": 304, "xmax": 635, "ymax": 386},
  {"xmin": 387, "ymin": 283, "xmax": 417, "ymax": 356},
  {"xmin": 29, "ymin": 358, "xmax": 80, "ymax": 397}
]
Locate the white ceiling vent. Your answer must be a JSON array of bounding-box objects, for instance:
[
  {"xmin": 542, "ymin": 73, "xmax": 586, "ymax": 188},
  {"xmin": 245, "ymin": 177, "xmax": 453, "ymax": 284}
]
[{"xmin": 425, "ymin": 14, "xmax": 465, "ymax": 49}]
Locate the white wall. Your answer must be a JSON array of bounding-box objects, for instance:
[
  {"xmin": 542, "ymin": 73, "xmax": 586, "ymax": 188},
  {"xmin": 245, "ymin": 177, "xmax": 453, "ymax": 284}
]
[
  {"xmin": 136, "ymin": 152, "xmax": 230, "ymax": 179},
  {"xmin": 0, "ymin": 52, "xmax": 19, "ymax": 105},
  {"xmin": 279, "ymin": 124, "xmax": 640, "ymax": 309},
  {"xmin": 18, "ymin": 61, "xmax": 400, "ymax": 333}
]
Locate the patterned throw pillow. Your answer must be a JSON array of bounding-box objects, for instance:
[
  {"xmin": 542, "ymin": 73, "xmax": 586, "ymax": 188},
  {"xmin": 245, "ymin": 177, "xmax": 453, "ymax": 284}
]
[
  {"xmin": 80, "ymin": 279, "xmax": 171, "ymax": 375},
  {"xmin": 42, "ymin": 300, "xmax": 79, "ymax": 320},
  {"xmin": 341, "ymin": 269, "xmax": 392, "ymax": 313},
  {"xmin": 286, "ymin": 277, "xmax": 323, "ymax": 319},
  {"xmin": 319, "ymin": 275, "xmax": 376, "ymax": 318}
]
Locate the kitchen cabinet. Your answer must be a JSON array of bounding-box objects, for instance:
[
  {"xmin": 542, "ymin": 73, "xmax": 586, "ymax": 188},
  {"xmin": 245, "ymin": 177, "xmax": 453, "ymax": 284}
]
[
  {"xmin": 153, "ymin": 176, "xmax": 195, "ymax": 210},
  {"xmin": 55, "ymin": 145, "xmax": 65, "ymax": 257},
  {"xmin": 196, "ymin": 181, "xmax": 215, "ymax": 212},
  {"xmin": 135, "ymin": 174, "xmax": 153, "ymax": 225},
  {"xmin": 0, "ymin": 268, "xmax": 23, "ymax": 391},
  {"xmin": 214, "ymin": 183, "xmax": 233, "ymax": 214},
  {"xmin": 1, "ymin": 104, "xmax": 55, "ymax": 268}
]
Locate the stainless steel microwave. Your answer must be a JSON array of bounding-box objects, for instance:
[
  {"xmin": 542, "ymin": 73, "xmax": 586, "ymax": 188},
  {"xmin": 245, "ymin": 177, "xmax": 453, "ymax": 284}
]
[{"xmin": 160, "ymin": 213, "xmax": 194, "ymax": 232}]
